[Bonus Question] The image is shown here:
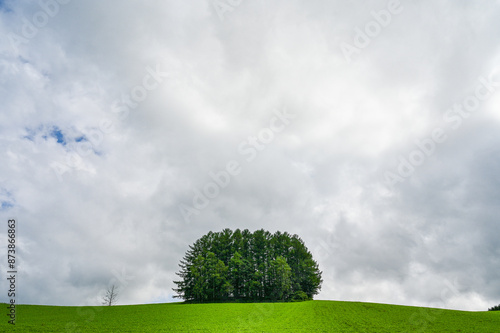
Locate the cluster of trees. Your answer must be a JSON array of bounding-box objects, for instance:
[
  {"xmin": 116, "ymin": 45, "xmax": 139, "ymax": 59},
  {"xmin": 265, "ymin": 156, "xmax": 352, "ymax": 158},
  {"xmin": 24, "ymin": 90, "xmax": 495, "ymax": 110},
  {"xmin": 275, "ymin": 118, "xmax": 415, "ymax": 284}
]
[
  {"xmin": 488, "ymin": 304, "xmax": 500, "ymax": 311},
  {"xmin": 173, "ymin": 229, "xmax": 322, "ymax": 302}
]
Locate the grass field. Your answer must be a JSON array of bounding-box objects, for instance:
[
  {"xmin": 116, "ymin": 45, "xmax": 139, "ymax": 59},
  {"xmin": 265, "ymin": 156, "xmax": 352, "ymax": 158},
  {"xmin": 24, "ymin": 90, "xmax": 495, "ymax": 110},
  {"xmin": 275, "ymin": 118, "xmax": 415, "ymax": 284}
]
[{"xmin": 2, "ymin": 300, "xmax": 499, "ymax": 332}]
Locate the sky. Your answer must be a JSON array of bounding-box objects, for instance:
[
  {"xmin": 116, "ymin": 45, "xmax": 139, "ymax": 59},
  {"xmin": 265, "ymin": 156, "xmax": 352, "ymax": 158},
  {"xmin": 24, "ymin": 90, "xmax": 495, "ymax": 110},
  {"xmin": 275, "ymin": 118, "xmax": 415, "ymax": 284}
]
[{"xmin": 1, "ymin": 0, "xmax": 500, "ymax": 312}]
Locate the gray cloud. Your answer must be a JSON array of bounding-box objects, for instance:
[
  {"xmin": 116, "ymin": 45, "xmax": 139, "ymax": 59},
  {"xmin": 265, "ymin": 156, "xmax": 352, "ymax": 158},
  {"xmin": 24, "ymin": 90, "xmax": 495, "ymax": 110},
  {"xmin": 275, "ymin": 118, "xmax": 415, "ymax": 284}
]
[{"xmin": 0, "ymin": 0, "xmax": 499, "ymax": 311}]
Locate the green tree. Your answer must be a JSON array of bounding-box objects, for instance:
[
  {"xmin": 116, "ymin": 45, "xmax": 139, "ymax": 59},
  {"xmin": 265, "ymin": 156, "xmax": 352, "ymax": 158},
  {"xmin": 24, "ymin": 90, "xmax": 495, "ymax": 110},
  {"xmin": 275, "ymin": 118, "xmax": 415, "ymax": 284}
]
[
  {"xmin": 190, "ymin": 255, "xmax": 208, "ymax": 302},
  {"xmin": 270, "ymin": 256, "xmax": 292, "ymax": 301},
  {"xmin": 204, "ymin": 252, "xmax": 230, "ymax": 301},
  {"xmin": 229, "ymin": 251, "xmax": 244, "ymax": 298}
]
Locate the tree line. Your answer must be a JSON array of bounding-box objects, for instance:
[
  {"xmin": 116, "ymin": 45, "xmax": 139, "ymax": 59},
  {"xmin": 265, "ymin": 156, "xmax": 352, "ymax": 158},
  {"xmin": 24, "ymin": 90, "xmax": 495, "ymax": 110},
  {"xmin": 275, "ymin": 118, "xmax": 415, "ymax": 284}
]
[
  {"xmin": 489, "ymin": 304, "xmax": 500, "ymax": 311},
  {"xmin": 173, "ymin": 228, "xmax": 322, "ymax": 302}
]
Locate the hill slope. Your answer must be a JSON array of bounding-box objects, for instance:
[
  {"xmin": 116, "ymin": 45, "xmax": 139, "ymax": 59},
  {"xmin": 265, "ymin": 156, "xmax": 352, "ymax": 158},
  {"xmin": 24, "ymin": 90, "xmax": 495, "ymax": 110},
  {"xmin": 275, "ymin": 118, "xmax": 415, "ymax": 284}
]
[{"xmin": 2, "ymin": 300, "xmax": 499, "ymax": 332}]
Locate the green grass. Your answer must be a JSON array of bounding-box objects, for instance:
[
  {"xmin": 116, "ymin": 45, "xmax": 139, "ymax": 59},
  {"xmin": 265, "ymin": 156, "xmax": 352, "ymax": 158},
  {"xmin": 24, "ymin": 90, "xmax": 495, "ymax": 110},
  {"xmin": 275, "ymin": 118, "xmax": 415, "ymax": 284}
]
[{"xmin": 2, "ymin": 300, "xmax": 499, "ymax": 332}]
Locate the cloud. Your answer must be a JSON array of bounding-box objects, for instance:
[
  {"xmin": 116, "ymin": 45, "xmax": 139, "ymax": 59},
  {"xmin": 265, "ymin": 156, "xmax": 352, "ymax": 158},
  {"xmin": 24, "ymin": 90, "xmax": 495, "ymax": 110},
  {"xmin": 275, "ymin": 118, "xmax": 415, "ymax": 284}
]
[{"xmin": 0, "ymin": 0, "xmax": 499, "ymax": 312}]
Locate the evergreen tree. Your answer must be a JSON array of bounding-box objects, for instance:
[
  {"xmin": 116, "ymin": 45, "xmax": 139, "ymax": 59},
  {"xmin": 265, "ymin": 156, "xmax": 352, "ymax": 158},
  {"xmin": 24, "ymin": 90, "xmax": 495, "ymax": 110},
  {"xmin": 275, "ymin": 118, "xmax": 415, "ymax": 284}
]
[{"xmin": 269, "ymin": 256, "xmax": 292, "ymax": 301}]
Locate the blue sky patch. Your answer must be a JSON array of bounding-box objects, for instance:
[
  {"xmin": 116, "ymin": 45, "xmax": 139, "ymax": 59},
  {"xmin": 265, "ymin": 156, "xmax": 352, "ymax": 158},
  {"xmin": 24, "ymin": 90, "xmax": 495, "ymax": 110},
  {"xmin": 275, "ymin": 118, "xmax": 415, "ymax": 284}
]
[
  {"xmin": 0, "ymin": 189, "xmax": 14, "ymax": 211},
  {"xmin": 23, "ymin": 126, "xmax": 101, "ymax": 154},
  {"xmin": 1, "ymin": 201, "xmax": 13, "ymax": 210},
  {"xmin": 51, "ymin": 126, "xmax": 66, "ymax": 146},
  {"xmin": 0, "ymin": 0, "xmax": 13, "ymax": 13}
]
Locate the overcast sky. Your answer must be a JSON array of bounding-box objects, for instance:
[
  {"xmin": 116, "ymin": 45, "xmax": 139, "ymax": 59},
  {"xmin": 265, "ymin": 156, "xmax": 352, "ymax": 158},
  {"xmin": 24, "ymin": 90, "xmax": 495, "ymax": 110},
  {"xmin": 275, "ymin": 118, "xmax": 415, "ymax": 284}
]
[{"xmin": 1, "ymin": 0, "xmax": 500, "ymax": 312}]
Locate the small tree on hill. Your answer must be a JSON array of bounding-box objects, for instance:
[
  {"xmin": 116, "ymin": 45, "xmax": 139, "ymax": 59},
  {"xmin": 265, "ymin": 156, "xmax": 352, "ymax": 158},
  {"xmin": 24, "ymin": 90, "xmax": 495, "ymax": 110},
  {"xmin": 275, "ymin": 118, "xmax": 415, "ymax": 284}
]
[{"xmin": 102, "ymin": 284, "xmax": 119, "ymax": 306}]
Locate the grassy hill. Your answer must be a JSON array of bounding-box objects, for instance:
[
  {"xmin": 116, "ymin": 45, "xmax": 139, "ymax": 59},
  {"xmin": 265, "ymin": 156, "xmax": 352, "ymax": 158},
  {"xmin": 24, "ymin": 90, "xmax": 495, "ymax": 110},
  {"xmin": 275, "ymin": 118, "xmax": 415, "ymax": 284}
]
[{"xmin": 2, "ymin": 300, "xmax": 499, "ymax": 332}]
